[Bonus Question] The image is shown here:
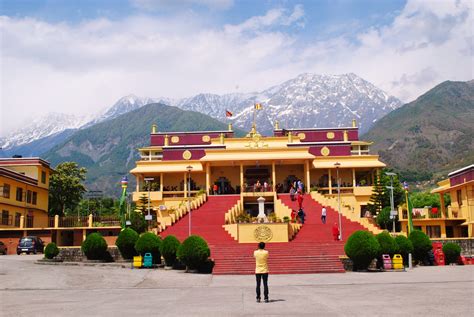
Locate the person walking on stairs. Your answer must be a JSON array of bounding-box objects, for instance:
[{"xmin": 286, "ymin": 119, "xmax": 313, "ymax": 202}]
[
  {"xmin": 297, "ymin": 191, "xmax": 304, "ymax": 210},
  {"xmin": 254, "ymin": 242, "xmax": 269, "ymax": 303},
  {"xmin": 321, "ymin": 206, "xmax": 327, "ymax": 224},
  {"xmin": 332, "ymin": 223, "xmax": 340, "ymax": 241}
]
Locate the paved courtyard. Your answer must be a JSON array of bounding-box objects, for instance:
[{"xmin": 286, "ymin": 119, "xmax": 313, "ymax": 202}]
[{"xmin": 1, "ymin": 255, "xmax": 473, "ymax": 316}]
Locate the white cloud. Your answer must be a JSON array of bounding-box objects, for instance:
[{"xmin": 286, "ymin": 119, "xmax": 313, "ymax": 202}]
[{"xmin": 0, "ymin": 0, "xmax": 472, "ymax": 136}]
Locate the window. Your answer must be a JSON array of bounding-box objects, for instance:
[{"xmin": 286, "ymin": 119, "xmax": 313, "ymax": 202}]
[
  {"xmin": 1, "ymin": 210, "xmax": 9, "ymax": 225},
  {"xmin": 15, "ymin": 213, "xmax": 21, "ymax": 227},
  {"xmin": 3, "ymin": 184, "xmax": 10, "ymax": 198},
  {"xmin": 457, "ymin": 189, "xmax": 463, "ymax": 206},
  {"xmin": 32, "ymin": 192, "xmax": 37, "ymax": 205},
  {"xmin": 16, "ymin": 188, "xmax": 23, "ymax": 202},
  {"xmin": 27, "ymin": 190, "xmax": 32, "ymax": 204},
  {"xmin": 426, "ymin": 226, "xmax": 441, "ymax": 238},
  {"xmin": 41, "ymin": 171, "xmax": 46, "ymax": 184}
]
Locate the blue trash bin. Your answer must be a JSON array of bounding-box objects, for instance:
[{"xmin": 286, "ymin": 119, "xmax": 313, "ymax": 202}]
[{"xmin": 143, "ymin": 253, "xmax": 153, "ymax": 268}]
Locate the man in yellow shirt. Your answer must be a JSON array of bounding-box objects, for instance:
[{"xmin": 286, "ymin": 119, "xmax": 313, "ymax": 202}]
[{"xmin": 254, "ymin": 242, "xmax": 269, "ymax": 303}]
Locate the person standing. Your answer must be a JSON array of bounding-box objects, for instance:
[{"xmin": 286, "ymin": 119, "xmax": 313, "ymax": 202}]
[
  {"xmin": 289, "ymin": 186, "xmax": 296, "ymax": 201},
  {"xmin": 254, "ymin": 242, "xmax": 269, "ymax": 303},
  {"xmin": 297, "ymin": 192, "xmax": 304, "ymax": 210},
  {"xmin": 321, "ymin": 206, "xmax": 327, "ymax": 224},
  {"xmin": 213, "ymin": 184, "xmax": 218, "ymax": 195},
  {"xmin": 332, "ymin": 223, "xmax": 340, "ymax": 241},
  {"xmin": 298, "ymin": 208, "xmax": 306, "ymax": 224}
]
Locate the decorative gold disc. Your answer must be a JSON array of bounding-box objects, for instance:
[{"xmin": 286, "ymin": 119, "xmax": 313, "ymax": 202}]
[
  {"xmin": 321, "ymin": 146, "xmax": 330, "ymax": 156},
  {"xmin": 202, "ymin": 135, "xmax": 211, "ymax": 142},
  {"xmin": 182, "ymin": 150, "xmax": 192, "ymax": 160},
  {"xmin": 297, "ymin": 132, "xmax": 306, "ymax": 140},
  {"xmin": 254, "ymin": 225, "xmax": 273, "ymax": 242},
  {"xmin": 326, "ymin": 132, "xmax": 335, "ymax": 139},
  {"xmin": 171, "ymin": 136, "xmax": 180, "ymax": 143}
]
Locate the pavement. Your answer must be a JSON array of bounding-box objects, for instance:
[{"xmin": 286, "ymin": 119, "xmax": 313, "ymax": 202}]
[{"xmin": 1, "ymin": 255, "xmax": 473, "ymax": 316}]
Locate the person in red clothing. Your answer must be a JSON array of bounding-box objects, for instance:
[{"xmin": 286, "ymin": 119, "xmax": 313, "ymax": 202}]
[
  {"xmin": 297, "ymin": 192, "xmax": 303, "ymax": 209},
  {"xmin": 291, "ymin": 209, "xmax": 297, "ymax": 222},
  {"xmin": 332, "ymin": 223, "xmax": 340, "ymax": 241}
]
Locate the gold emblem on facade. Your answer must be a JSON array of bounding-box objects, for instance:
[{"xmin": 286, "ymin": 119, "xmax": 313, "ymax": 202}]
[
  {"xmin": 254, "ymin": 225, "xmax": 273, "ymax": 242},
  {"xmin": 297, "ymin": 132, "xmax": 306, "ymax": 140},
  {"xmin": 321, "ymin": 146, "xmax": 330, "ymax": 156},
  {"xmin": 327, "ymin": 132, "xmax": 335, "ymax": 139},
  {"xmin": 171, "ymin": 136, "xmax": 180, "ymax": 143},
  {"xmin": 202, "ymin": 135, "xmax": 211, "ymax": 142},
  {"xmin": 182, "ymin": 150, "xmax": 192, "ymax": 160}
]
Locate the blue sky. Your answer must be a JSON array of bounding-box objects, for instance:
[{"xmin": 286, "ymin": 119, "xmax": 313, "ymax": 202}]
[{"xmin": 0, "ymin": 0, "xmax": 472, "ymax": 135}]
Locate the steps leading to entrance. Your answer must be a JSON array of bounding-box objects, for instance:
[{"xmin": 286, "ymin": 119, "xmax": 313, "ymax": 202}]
[{"xmin": 161, "ymin": 194, "xmax": 377, "ymax": 274}]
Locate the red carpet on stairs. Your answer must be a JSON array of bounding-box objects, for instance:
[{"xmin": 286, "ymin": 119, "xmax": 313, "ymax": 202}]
[{"xmin": 160, "ymin": 194, "xmax": 369, "ymax": 275}]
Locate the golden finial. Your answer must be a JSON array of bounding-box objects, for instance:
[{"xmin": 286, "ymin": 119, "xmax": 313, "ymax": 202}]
[
  {"xmin": 151, "ymin": 124, "xmax": 157, "ymax": 133},
  {"xmin": 220, "ymin": 133, "xmax": 225, "ymax": 144},
  {"xmin": 288, "ymin": 132, "xmax": 293, "ymax": 143},
  {"xmin": 274, "ymin": 120, "xmax": 280, "ymax": 130},
  {"xmin": 352, "ymin": 119, "xmax": 357, "ymax": 128},
  {"xmin": 343, "ymin": 130, "xmax": 348, "ymax": 142},
  {"xmin": 164, "ymin": 134, "xmax": 169, "ymax": 146},
  {"xmin": 228, "ymin": 123, "xmax": 232, "ymax": 131}
]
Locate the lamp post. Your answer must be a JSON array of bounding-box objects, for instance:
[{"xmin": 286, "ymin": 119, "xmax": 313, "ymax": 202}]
[
  {"xmin": 385, "ymin": 172, "xmax": 397, "ymax": 233},
  {"xmin": 186, "ymin": 165, "xmax": 193, "ymax": 236},
  {"xmin": 334, "ymin": 162, "xmax": 342, "ymax": 241},
  {"xmin": 144, "ymin": 177, "xmax": 154, "ymax": 221}
]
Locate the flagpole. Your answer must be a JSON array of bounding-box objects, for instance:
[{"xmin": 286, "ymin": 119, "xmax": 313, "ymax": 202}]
[{"xmin": 405, "ymin": 189, "xmax": 410, "ymax": 235}]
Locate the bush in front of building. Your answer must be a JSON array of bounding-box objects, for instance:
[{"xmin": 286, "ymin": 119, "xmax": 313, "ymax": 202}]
[
  {"xmin": 376, "ymin": 231, "xmax": 399, "ymax": 256},
  {"xmin": 344, "ymin": 230, "xmax": 380, "ymax": 271},
  {"xmin": 134, "ymin": 232, "xmax": 162, "ymax": 264},
  {"xmin": 177, "ymin": 235, "xmax": 210, "ymax": 271},
  {"xmin": 115, "ymin": 228, "xmax": 139, "ymax": 260},
  {"xmin": 44, "ymin": 242, "xmax": 59, "ymax": 259},
  {"xmin": 442, "ymin": 243, "xmax": 461, "ymax": 265},
  {"xmin": 408, "ymin": 230, "xmax": 432, "ymax": 263},
  {"xmin": 81, "ymin": 233, "xmax": 108, "ymax": 260},
  {"xmin": 394, "ymin": 235, "xmax": 413, "ymax": 265},
  {"xmin": 160, "ymin": 235, "xmax": 181, "ymax": 267},
  {"xmin": 129, "ymin": 211, "xmax": 147, "ymax": 234}
]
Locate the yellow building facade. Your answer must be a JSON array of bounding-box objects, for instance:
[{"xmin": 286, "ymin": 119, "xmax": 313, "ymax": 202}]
[{"xmin": 130, "ymin": 121, "xmax": 385, "ymax": 235}]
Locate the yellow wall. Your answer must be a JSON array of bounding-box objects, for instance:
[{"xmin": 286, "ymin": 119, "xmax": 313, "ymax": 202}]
[
  {"xmin": 211, "ymin": 166, "xmax": 240, "ymax": 188},
  {"xmin": 237, "ymin": 223, "xmax": 289, "ymax": 243},
  {"xmin": 5, "ymin": 165, "xmax": 51, "ymax": 190},
  {"xmin": 163, "ymin": 173, "xmax": 186, "ymax": 190},
  {"xmin": 275, "ymin": 164, "xmax": 304, "ymax": 185}
]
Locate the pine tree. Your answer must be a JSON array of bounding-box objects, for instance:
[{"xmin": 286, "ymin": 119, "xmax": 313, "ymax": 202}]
[{"xmin": 367, "ymin": 176, "xmax": 384, "ymax": 216}]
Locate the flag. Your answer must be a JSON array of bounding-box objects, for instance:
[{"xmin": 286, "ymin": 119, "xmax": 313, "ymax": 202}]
[
  {"xmin": 254, "ymin": 103, "xmax": 262, "ymax": 110},
  {"xmin": 225, "ymin": 110, "xmax": 233, "ymax": 117},
  {"xmin": 405, "ymin": 189, "xmax": 414, "ymax": 235}
]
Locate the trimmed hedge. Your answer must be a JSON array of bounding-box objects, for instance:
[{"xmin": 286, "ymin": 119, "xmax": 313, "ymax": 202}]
[
  {"xmin": 376, "ymin": 231, "xmax": 399, "ymax": 257},
  {"xmin": 160, "ymin": 235, "xmax": 181, "ymax": 267},
  {"xmin": 442, "ymin": 243, "xmax": 461, "ymax": 265},
  {"xmin": 135, "ymin": 232, "xmax": 162, "ymax": 264},
  {"xmin": 177, "ymin": 235, "xmax": 210, "ymax": 271},
  {"xmin": 344, "ymin": 230, "xmax": 380, "ymax": 271},
  {"xmin": 130, "ymin": 212, "xmax": 147, "ymax": 234},
  {"xmin": 81, "ymin": 233, "xmax": 108, "ymax": 260},
  {"xmin": 394, "ymin": 235, "xmax": 414, "ymax": 265},
  {"xmin": 44, "ymin": 242, "xmax": 59, "ymax": 259},
  {"xmin": 116, "ymin": 228, "xmax": 139, "ymax": 260},
  {"xmin": 408, "ymin": 230, "xmax": 432, "ymax": 263}
]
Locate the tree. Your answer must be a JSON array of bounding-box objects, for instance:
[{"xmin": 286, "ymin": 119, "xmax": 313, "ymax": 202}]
[
  {"xmin": 367, "ymin": 176, "xmax": 384, "ymax": 215},
  {"xmin": 49, "ymin": 162, "xmax": 87, "ymax": 216},
  {"xmin": 410, "ymin": 191, "xmax": 441, "ymax": 208},
  {"xmin": 367, "ymin": 169, "xmax": 404, "ymax": 216}
]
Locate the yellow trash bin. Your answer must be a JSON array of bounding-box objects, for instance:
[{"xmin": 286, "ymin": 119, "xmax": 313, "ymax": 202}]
[
  {"xmin": 393, "ymin": 254, "xmax": 404, "ymax": 270},
  {"xmin": 133, "ymin": 255, "xmax": 143, "ymax": 268}
]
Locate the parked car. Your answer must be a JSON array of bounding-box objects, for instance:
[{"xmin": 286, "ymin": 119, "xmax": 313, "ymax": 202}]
[
  {"xmin": 0, "ymin": 241, "xmax": 7, "ymax": 255},
  {"xmin": 17, "ymin": 236, "xmax": 44, "ymax": 255}
]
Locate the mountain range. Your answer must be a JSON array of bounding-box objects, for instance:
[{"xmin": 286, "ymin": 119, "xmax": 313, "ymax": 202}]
[
  {"xmin": 0, "ymin": 73, "xmax": 401, "ymax": 157},
  {"xmin": 363, "ymin": 80, "xmax": 474, "ymax": 182}
]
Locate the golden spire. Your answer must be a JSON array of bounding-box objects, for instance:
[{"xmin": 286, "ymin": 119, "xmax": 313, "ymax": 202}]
[
  {"xmin": 151, "ymin": 124, "xmax": 157, "ymax": 133},
  {"xmin": 164, "ymin": 134, "xmax": 169, "ymax": 146},
  {"xmin": 352, "ymin": 119, "xmax": 357, "ymax": 128},
  {"xmin": 228, "ymin": 123, "xmax": 233, "ymax": 131},
  {"xmin": 274, "ymin": 120, "xmax": 280, "ymax": 130}
]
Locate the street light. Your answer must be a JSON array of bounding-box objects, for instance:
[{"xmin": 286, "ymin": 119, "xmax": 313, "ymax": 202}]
[
  {"xmin": 144, "ymin": 177, "xmax": 154, "ymax": 221},
  {"xmin": 186, "ymin": 165, "xmax": 193, "ymax": 236},
  {"xmin": 385, "ymin": 172, "xmax": 397, "ymax": 233},
  {"xmin": 334, "ymin": 162, "xmax": 342, "ymax": 241}
]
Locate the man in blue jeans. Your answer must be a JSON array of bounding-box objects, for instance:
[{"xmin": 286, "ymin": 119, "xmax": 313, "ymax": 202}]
[{"xmin": 254, "ymin": 242, "xmax": 269, "ymax": 303}]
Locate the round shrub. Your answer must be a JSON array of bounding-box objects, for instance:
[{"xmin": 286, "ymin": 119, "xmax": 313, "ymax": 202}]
[
  {"xmin": 442, "ymin": 243, "xmax": 461, "ymax": 265},
  {"xmin": 408, "ymin": 230, "xmax": 432, "ymax": 263},
  {"xmin": 394, "ymin": 235, "xmax": 414, "ymax": 265},
  {"xmin": 129, "ymin": 211, "xmax": 147, "ymax": 234},
  {"xmin": 160, "ymin": 235, "xmax": 181, "ymax": 267},
  {"xmin": 44, "ymin": 242, "xmax": 59, "ymax": 259},
  {"xmin": 116, "ymin": 228, "xmax": 139, "ymax": 260},
  {"xmin": 81, "ymin": 233, "xmax": 108, "ymax": 260},
  {"xmin": 376, "ymin": 231, "xmax": 399, "ymax": 256},
  {"xmin": 177, "ymin": 235, "xmax": 210, "ymax": 270},
  {"xmin": 134, "ymin": 232, "xmax": 162, "ymax": 264},
  {"xmin": 344, "ymin": 230, "xmax": 380, "ymax": 271}
]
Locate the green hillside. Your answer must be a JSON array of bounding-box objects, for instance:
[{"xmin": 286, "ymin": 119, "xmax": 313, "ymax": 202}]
[
  {"xmin": 363, "ymin": 80, "xmax": 474, "ymax": 182},
  {"xmin": 45, "ymin": 103, "xmax": 241, "ymax": 196}
]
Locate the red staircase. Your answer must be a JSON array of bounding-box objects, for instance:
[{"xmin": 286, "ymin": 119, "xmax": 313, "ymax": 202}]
[{"xmin": 160, "ymin": 194, "xmax": 369, "ymax": 275}]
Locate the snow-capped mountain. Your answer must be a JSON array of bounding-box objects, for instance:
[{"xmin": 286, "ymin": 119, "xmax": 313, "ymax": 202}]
[
  {"xmin": 1, "ymin": 73, "xmax": 402, "ymax": 157},
  {"xmin": 0, "ymin": 113, "xmax": 92, "ymax": 150},
  {"xmin": 175, "ymin": 73, "xmax": 402, "ymax": 134}
]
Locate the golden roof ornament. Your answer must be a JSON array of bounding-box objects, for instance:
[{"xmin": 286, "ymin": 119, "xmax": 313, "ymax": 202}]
[{"xmin": 274, "ymin": 120, "xmax": 280, "ymax": 130}]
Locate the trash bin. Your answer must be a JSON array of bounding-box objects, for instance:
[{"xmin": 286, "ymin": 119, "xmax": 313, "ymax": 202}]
[
  {"xmin": 143, "ymin": 253, "xmax": 153, "ymax": 268},
  {"xmin": 382, "ymin": 254, "xmax": 392, "ymax": 270},
  {"xmin": 133, "ymin": 255, "xmax": 143, "ymax": 268},
  {"xmin": 393, "ymin": 254, "xmax": 404, "ymax": 270}
]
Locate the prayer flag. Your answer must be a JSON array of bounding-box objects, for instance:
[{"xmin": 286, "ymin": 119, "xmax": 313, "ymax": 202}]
[
  {"xmin": 254, "ymin": 103, "xmax": 262, "ymax": 110},
  {"xmin": 405, "ymin": 186, "xmax": 414, "ymax": 235},
  {"xmin": 225, "ymin": 110, "xmax": 233, "ymax": 117}
]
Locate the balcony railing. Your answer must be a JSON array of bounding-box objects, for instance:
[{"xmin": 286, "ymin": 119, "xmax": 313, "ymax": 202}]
[
  {"xmin": 1, "ymin": 215, "xmax": 12, "ymax": 226},
  {"xmin": 58, "ymin": 216, "xmax": 89, "ymax": 228},
  {"xmin": 92, "ymin": 215, "xmax": 121, "ymax": 227}
]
